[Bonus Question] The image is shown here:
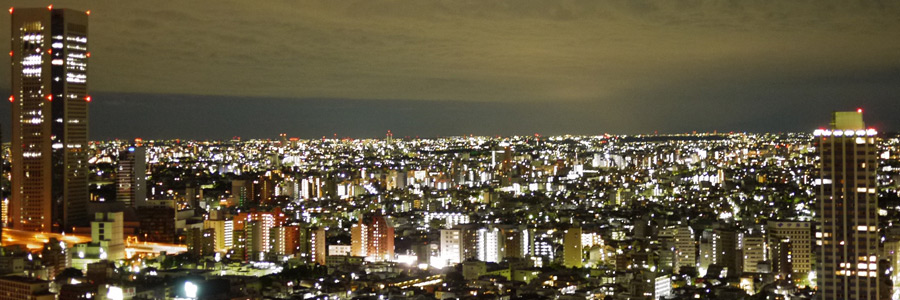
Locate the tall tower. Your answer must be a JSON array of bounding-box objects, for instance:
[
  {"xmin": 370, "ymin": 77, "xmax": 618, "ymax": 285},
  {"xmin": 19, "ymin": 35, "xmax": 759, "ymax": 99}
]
[
  {"xmin": 814, "ymin": 110, "xmax": 879, "ymax": 300},
  {"xmin": 116, "ymin": 146, "xmax": 146, "ymax": 207},
  {"xmin": 10, "ymin": 7, "xmax": 90, "ymax": 232}
]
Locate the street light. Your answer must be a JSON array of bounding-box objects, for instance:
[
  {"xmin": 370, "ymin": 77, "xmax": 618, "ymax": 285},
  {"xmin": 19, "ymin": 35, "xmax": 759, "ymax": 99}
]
[{"xmin": 184, "ymin": 281, "xmax": 198, "ymax": 299}]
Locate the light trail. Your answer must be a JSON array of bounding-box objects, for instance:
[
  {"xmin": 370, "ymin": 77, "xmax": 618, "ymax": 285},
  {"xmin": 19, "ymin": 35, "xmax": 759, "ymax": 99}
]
[{"xmin": 2, "ymin": 228, "xmax": 186, "ymax": 254}]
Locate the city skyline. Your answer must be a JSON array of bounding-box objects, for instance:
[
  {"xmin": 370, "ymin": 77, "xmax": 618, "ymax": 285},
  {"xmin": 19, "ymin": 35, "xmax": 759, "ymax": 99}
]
[
  {"xmin": 3, "ymin": 3, "xmax": 900, "ymax": 300},
  {"xmin": 1, "ymin": 1, "xmax": 898, "ymax": 140}
]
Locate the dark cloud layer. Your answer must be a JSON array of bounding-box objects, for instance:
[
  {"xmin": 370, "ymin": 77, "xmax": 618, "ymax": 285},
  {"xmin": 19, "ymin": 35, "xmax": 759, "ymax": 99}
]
[{"xmin": 2, "ymin": 0, "xmax": 899, "ymax": 139}]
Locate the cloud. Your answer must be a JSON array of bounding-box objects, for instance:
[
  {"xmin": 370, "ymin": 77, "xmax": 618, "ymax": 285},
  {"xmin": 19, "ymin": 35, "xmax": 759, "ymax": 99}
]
[{"xmin": 1, "ymin": 0, "xmax": 899, "ymax": 138}]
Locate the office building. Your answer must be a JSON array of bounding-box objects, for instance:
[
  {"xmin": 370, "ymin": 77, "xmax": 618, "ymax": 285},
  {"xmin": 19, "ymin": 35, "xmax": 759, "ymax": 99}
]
[
  {"xmin": 116, "ymin": 146, "xmax": 146, "ymax": 207},
  {"xmin": 10, "ymin": 7, "xmax": 91, "ymax": 232},
  {"xmin": 767, "ymin": 221, "xmax": 812, "ymax": 281},
  {"xmin": 741, "ymin": 234, "xmax": 766, "ymax": 273},
  {"xmin": 814, "ymin": 111, "xmax": 879, "ymax": 300}
]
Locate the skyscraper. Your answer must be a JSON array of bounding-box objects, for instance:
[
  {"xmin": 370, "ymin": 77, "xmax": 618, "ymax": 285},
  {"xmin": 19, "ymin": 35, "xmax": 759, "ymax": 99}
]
[
  {"xmin": 10, "ymin": 7, "xmax": 90, "ymax": 232},
  {"xmin": 116, "ymin": 146, "xmax": 146, "ymax": 207},
  {"xmin": 814, "ymin": 111, "xmax": 879, "ymax": 300}
]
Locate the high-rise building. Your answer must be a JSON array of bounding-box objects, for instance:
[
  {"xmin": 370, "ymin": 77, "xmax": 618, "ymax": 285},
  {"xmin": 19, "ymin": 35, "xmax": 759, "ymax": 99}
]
[
  {"xmin": 270, "ymin": 225, "xmax": 300, "ymax": 257},
  {"xmin": 673, "ymin": 225, "xmax": 696, "ymax": 273},
  {"xmin": 699, "ymin": 227, "xmax": 738, "ymax": 277},
  {"xmin": 440, "ymin": 227, "xmax": 464, "ymax": 265},
  {"xmin": 350, "ymin": 215, "xmax": 395, "ymax": 262},
  {"xmin": 203, "ymin": 219, "xmax": 226, "ymax": 252},
  {"xmin": 10, "ymin": 7, "xmax": 91, "ymax": 232},
  {"xmin": 310, "ymin": 227, "xmax": 326, "ymax": 265},
  {"xmin": 741, "ymin": 234, "xmax": 766, "ymax": 273},
  {"xmin": 814, "ymin": 111, "xmax": 879, "ymax": 300},
  {"xmin": 766, "ymin": 221, "xmax": 812, "ymax": 281},
  {"xmin": 476, "ymin": 226, "xmax": 506, "ymax": 263},
  {"xmin": 116, "ymin": 146, "xmax": 146, "ymax": 207},
  {"xmin": 440, "ymin": 224, "xmax": 482, "ymax": 266}
]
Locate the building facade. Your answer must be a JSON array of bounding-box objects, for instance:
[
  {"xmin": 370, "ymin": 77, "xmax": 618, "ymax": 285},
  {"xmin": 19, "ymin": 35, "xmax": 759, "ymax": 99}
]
[
  {"xmin": 814, "ymin": 111, "xmax": 879, "ymax": 300},
  {"xmin": 10, "ymin": 7, "xmax": 91, "ymax": 232},
  {"xmin": 116, "ymin": 146, "xmax": 146, "ymax": 207}
]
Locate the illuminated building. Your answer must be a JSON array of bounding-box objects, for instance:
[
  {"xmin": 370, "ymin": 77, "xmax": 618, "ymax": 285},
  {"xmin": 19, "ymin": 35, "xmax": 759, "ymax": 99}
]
[
  {"xmin": 563, "ymin": 227, "xmax": 582, "ymax": 268},
  {"xmin": 502, "ymin": 226, "xmax": 530, "ymax": 259},
  {"xmin": 203, "ymin": 219, "xmax": 226, "ymax": 252},
  {"xmin": 772, "ymin": 238, "xmax": 793, "ymax": 281},
  {"xmin": 10, "ymin": 7, "xmax": 91, "ymax": 232},
  {"xmin": 350, "ymin": 222, "xmax": 367, "ymax": 257},
  {"xmin": 814, "ymin": 111, "xmax": 880, "ymax": 299},
  {"xmin": 0, "ymin": 275, "xmax": 54, "ymax": 300},
  {"xmin": 766, "ymin": 221, "xmax": 811, "ymax": 280},
  {"xmin": 673, "ymin": 225, "xmax": 696, "ymax": 273},
  {"xmin": 699, "ymin": 227, "xmax": 738, "ymax": 277},
  {"xmin": 476, "ymin": 227, "xmax": 505, "ymax": 263},
  {"xmin": 116, "ymin": 146, "xmax": 146, "ymax": 207},
  {"xmin": 741, "ymin": 234, "xmax": 766, "ymax": 273},
  {"xmin": 231, "ymin": 179, "xmax": 251, "ymax": 207},
  {"xmin": 351, "ymin": 215, "xmax": 395, "ymax": 262},
  {"xmin": 246, "ymin": 221, "xmax": 265, "ymax": 261},
  {"xmin": 71, "ymin": 212, "xmax": 125, "ymax": 270},
  {"xmin": 440, "ymin": 227, "xmax": 464, "ymax": 265},
  {"xmin": 310, "ymin": 227, "xmax": 326, "ymax": 265},
  {"xmin": 270, "ymin": 225, "xmax": 300, "ymax": 257}
]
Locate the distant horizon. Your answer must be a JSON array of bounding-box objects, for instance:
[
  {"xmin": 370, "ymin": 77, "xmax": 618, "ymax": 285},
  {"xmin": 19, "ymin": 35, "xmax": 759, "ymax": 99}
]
[{"xmin": 2, "ymin": 89, "xmax": 896, "ymax": 141}]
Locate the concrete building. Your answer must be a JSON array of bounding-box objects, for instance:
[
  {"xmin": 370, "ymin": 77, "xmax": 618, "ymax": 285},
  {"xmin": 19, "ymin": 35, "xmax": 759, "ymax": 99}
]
[{"xmin": 71, "ymin": 212, "xmax": 125, "ymax": 270}]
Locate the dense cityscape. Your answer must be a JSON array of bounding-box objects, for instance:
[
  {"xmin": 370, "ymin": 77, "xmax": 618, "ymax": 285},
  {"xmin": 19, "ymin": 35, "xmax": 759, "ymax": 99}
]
[{"xmin": 3, "ymin": 4, "xmax": 900, "ymax": 300}]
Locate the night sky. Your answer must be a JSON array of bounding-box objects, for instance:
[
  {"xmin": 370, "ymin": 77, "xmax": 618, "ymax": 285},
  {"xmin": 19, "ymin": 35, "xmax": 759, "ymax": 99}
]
[{"xmin": 2, "ymin": 0, "xmax": 900, "ymax": 140}]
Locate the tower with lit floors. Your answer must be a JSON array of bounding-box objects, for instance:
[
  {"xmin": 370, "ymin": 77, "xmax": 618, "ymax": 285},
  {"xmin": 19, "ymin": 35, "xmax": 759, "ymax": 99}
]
[
  {"xmin": 814, "ymin": 110, "xmax": 879, "ymax": 300},
  {"xmin": 10, "ymin": 7, "xmax": 91, "ymax": 232}
]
